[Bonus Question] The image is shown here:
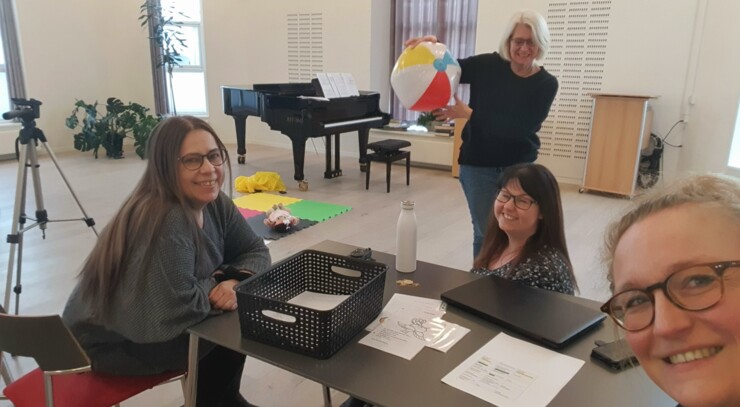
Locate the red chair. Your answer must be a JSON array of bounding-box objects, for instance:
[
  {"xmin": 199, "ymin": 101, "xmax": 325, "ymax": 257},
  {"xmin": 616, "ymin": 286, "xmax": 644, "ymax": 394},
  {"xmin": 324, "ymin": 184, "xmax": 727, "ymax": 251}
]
[{"xmin": 0, "ymin": 307, "xmax": 184, "ymax": 407}]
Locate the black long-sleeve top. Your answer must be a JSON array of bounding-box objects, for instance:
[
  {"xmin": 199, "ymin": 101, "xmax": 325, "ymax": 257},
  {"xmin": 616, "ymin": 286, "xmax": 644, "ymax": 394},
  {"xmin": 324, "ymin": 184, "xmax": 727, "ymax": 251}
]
[{"xmin": 457, "ymin": 52, "xmax": 558, "ymax": 167}]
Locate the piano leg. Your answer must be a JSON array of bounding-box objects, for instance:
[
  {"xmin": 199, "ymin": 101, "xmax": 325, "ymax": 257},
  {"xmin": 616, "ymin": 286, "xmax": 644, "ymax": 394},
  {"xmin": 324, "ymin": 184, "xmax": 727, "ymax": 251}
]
[
  {"xmin": 290, "ymin": 137, "xmax": 308, "ymax": 185},
  {"xmin": 232, "ymin": 116, "xmax": 247, "ymax": 164},
  {"xmin": 323, "ymin": 134, "xmax": 343, "ymax": 179},
  {"xmin": 358, "ymin": 128, "xmax": 370, "ymax": 172}
]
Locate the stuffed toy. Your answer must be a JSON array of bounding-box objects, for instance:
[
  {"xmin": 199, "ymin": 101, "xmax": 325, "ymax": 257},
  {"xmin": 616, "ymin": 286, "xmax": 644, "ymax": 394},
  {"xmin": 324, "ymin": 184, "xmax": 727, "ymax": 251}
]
[{"xmin": 264, "ymin": 203, "xmax": 299, "ymax": 232}]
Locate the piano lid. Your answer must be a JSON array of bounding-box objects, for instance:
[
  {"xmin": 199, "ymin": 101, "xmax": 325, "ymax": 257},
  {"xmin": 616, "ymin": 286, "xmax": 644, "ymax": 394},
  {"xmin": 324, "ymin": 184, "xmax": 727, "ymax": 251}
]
[{"xmin": 222, "ymin": 83, "xmax": 318, "ymax": 96}]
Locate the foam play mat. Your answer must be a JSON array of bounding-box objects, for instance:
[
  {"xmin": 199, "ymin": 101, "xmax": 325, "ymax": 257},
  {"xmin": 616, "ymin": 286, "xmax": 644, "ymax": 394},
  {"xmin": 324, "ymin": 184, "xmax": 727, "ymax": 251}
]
[{"xmin": 233, "ymin": 193, "xmax": 351, "ymax": 240}]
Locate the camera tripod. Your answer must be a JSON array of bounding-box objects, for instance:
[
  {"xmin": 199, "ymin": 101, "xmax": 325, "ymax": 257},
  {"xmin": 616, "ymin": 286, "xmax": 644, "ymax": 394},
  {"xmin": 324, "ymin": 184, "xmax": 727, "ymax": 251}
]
[{"xmin": 3, "ymin": 98, "xmax": 98, "ymax": 315}]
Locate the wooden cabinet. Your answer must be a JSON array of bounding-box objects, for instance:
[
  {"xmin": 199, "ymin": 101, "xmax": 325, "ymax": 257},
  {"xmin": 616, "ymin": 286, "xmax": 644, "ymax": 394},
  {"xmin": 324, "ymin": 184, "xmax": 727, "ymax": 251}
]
[{"xmin": 582, "ymin": 94, "xmax": 656, "ymax": 197}]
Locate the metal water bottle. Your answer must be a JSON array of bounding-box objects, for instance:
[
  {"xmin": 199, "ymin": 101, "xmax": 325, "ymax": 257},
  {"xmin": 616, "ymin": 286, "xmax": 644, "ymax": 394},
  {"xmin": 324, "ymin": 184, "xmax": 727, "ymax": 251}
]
[{"xmin": 395, "ymin": 200, "xmax": 417, "ymax": 273}]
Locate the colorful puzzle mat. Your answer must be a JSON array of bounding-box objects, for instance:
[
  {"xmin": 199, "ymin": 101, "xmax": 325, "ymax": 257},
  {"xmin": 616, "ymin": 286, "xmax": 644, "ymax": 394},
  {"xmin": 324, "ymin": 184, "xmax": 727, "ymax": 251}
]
[
  {"xmin": 245, "ymin": 213, "xmax": 318, "ymax": 241},
  {"xmin": 233, "ymin": 192, "xmax": 351, "ymax": 239}
]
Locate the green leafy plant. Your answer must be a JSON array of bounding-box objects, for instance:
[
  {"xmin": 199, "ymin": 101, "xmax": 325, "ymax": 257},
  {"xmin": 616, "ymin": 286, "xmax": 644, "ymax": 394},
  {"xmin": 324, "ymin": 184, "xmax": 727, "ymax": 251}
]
[
  {"xmin": 416, "ymin": 111, "xmax": 438, "ymax": 131},
  {"xmin": 139, "ymin": 0, "xmax": 188, "ymax": 115},
  {"xmin": 65, "ymin": 97, "xmax": 161, "ymax": 159}
]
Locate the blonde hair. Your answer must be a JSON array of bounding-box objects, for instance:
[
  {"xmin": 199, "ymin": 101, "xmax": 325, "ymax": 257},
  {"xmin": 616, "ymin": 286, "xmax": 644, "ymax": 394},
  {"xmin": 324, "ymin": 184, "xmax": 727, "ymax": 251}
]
[
  {"xmin": 498, "ymin": 9, "xmax": 551, "ymax": 64},
  {"xmin": 604, "ymin": 173, "xmax": 740, "ymax": 291}
]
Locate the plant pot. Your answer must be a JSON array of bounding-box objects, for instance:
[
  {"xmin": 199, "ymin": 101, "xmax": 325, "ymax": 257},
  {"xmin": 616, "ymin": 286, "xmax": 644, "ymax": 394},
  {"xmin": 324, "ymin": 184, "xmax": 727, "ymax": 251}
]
[{"xmin": 105, "ymin": 132, "xmax": 125, "ymax": 159}]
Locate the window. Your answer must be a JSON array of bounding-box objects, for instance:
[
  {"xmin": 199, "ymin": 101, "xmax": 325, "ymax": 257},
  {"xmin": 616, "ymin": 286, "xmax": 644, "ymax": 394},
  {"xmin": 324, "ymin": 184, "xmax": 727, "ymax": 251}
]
[
  {"xmin": 391, "ymin": 0, "xmax": 478, "ymax": 124},
  {"xmin": 728, "ymin": 101, "xmax": 740, "ymax": 172},
  {"xmin": 0, "ymin": 35, "xmax": 10, "ymax": 115},
  {"xmin": 162, "ymin": 0, "xmax": 206, "ymax": 115}
]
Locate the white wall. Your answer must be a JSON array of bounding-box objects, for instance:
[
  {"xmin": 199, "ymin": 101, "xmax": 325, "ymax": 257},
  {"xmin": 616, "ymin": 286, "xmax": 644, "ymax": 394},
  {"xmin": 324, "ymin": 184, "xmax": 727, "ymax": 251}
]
[
  {"xmin": 202, "ymin": 0, "xmax": 391, "ymax": 158},
  {"xmin": 679, "ymin": 0, "xmax": 740, "ymax": 174},
  {"xmin": 13, "ymin": 0, "xmax": 153, "ymax": 152}
]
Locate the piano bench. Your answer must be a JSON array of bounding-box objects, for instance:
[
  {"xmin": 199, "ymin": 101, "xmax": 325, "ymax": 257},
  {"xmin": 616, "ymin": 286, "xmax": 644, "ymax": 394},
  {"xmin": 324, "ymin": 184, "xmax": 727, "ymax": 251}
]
[{"xmin": 365, "ymin": 139, "xmax": 411, "ymax": 193}]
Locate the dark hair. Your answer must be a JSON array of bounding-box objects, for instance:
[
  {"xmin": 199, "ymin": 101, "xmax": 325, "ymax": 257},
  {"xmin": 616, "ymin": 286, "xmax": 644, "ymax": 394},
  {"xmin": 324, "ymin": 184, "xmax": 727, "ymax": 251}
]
[
  {"xmin": 77, "ymin": 116, "xmax": 231, "ymax": 320},
  {"xmin": 474, "ymin": 163, "xmax": 577, "ymax": 290}
]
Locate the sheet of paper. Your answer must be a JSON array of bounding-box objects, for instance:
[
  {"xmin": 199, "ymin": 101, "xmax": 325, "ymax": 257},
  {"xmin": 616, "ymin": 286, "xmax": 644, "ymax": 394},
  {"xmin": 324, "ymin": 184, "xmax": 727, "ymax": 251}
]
[
  {"xmin": 260, "ymin": 291, "xmax": 350, "ymax": 323},
  {"xmin": 358, "ymin": 315, "xmax": 428, "ymax": 359},
  {"xmin": 316, "ymin": 73, "xmax": 339, "ymax": 99},
  {"xmin": 340, "ymin": 73, "xmax": 360, "ymax": 96},
  {"xmin": 297, "ymin": 95, "xmax": 330, "ymax": 102},
  {"xmin": 427, "ymin": 320, "xmax": 470, "ymax": 353},
  {"xmin": 360, "ymin": 294, "xmax": 468, "ymax": 358},
  {"xmin": 328, "ymin": 73, "xmax": 350, "ymax": 98},
  {"xmin": 366, "ymin": 293, "xmax": 446, "ymax": 331},
  {"xmin": 442, "ymin": 333, "xmax": 585, "ymax": 407},
  {"xmin": 287, "ymin": 291, "xmax": 349, "ymax": 311}
]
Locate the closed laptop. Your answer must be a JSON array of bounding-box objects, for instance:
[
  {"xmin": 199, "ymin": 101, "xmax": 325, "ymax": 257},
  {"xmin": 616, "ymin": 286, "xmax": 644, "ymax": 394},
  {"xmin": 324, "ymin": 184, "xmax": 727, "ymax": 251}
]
[{"xmin": 441, "ymin": 275, "xmax": 605, "ymax": 349}]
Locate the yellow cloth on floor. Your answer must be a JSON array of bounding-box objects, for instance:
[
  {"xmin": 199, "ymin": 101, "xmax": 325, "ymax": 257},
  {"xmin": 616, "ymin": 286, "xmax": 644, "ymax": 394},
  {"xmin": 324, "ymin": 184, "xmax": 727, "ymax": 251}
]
[{"xmin": 234, "ymin": 172, "xmax": 287, "ymax": 193}]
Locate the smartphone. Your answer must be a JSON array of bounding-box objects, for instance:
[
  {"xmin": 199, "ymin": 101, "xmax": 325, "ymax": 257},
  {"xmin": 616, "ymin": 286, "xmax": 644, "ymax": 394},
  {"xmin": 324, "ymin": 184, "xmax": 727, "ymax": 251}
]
[{"xmin": 590, "ymin": 338, "xmax": 639, "ymax": 371}]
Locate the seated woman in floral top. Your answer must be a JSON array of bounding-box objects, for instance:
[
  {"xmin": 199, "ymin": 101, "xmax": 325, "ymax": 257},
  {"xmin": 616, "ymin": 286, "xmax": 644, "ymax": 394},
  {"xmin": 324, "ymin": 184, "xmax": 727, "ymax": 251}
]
[{"xmin": 471, "ymin": 163, "xmax": 577, "ymax": 295}]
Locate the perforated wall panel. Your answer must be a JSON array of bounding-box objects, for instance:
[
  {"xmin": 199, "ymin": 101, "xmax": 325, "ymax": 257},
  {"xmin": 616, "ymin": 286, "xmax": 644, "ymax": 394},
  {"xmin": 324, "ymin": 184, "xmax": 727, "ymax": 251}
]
[
  {"xmin": 287, "ymin": 13, "xmax": 324, "ymax": 83},
  {"xmin": 540, "ymin": 1, "xmax": 611, "ymax": 162}
]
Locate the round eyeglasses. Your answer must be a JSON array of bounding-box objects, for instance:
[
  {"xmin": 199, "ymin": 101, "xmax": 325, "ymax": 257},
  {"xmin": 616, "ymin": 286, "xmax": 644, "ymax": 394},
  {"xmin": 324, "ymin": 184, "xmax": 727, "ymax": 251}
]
[
  {"xmin": 495, "ymin": 189, "xmax": 537, "ymax": 210},
  {"xmin": 601, "ymin": 260, "xmax": 740, "ymax": 332},
  {"xmin": 179, "ymin": 149, "xmax": 225, "ymax": 171}
]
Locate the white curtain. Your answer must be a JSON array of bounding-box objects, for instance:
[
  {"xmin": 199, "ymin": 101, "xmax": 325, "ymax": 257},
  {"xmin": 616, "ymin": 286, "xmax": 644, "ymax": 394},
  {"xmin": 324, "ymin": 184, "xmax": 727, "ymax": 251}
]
[{"xmin": 391, "ymin": 0, "xmax": 478, "ymax": 123}]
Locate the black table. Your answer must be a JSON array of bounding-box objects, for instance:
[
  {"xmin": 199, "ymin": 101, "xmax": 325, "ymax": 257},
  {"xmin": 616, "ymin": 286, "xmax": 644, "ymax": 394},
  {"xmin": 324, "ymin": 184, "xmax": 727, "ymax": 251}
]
[{"xmin": 184, "ymin": 240, "xmax": 674, "ymax": 407}]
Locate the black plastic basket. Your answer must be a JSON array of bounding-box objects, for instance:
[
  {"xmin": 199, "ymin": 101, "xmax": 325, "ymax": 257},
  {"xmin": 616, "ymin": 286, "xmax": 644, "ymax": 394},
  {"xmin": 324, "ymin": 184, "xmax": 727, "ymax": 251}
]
[{"xmin": 235, "ymin": 250, "xmax": 387, "ymax": 359}]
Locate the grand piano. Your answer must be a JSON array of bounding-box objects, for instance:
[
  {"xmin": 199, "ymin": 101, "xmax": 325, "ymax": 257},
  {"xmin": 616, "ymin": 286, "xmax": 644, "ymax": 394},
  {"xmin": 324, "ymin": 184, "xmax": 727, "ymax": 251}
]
[{"xmin": 222, "ymin": 82, "xmax": 390, "ymax": 189}]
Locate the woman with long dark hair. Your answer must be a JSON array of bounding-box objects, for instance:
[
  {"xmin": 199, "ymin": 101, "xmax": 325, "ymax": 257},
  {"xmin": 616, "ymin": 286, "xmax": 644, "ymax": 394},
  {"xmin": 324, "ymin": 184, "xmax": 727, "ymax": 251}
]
[
  {"xmin": 472, "ymin": 163, "xmax": 576, "ymax": 294},
  {"xmin": 63, "ymin": 116, "xmax": 270, "ymax": 406}
]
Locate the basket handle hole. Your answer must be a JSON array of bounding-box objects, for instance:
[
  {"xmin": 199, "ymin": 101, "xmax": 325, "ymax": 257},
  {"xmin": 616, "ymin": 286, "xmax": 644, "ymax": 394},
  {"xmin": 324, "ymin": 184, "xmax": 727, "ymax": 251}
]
[
  {"xmin": 261, "ymin": 310, "xmax": 297, "ymax": 323},
  {"xmin": 331, "ymin": 265, "xmax": 362, "ymax": 278}
]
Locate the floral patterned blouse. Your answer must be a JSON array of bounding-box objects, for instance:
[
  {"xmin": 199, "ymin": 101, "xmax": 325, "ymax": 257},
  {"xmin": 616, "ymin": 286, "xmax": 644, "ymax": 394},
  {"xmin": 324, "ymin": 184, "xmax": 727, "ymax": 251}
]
[{"xmin": 471, "ymin": 246, "xmax": 575, "ymax": 295}]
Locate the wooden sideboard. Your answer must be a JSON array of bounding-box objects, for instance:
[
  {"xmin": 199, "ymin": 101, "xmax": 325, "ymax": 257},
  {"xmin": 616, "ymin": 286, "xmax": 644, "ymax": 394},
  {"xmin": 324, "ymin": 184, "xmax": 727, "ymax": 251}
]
[{"xmin": 582, "ymin": 94, "xmax": 656, "ymax": 197}]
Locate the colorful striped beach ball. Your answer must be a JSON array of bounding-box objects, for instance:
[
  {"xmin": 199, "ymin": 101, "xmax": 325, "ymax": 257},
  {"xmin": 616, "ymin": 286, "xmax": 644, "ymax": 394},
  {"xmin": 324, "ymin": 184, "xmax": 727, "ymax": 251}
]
[{"xmin": 391, "ymin": 42, "xmax": 461, "ymax": 112}]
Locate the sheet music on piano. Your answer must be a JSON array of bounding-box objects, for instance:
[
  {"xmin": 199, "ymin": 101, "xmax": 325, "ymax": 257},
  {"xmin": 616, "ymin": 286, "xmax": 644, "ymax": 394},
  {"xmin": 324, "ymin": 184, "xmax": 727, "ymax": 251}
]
[{"xmin": 316, "ymin": 73, "xmax": 360, "ymax": 99}]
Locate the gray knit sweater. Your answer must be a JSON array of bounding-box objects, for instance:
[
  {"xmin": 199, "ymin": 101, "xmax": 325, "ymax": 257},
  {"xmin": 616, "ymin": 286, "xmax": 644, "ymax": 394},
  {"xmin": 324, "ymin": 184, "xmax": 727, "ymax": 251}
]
[{"xmin": 62, "ymin": 192, "xmax": 270, "ymax": 375}]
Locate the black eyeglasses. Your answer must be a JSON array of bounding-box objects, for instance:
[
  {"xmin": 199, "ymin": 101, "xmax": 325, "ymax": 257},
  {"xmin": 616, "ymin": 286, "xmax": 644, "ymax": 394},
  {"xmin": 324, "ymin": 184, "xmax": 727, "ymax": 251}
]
[
  {"xmin": 178, "ymin": 149, "xmax": 225, "ymax": 171},
  {"xmin": 601, "ymin": 260, "xmax": 740, "ymax": 332},
  {"xmin": 495, "ymin": 189, "xmax": 537, "ymax": 210}
]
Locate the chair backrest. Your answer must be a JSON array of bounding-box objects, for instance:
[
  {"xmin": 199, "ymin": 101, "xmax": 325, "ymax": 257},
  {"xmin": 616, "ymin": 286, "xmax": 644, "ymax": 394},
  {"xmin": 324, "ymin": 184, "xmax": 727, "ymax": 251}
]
[{"xmin": 0, "ymin": 310, "xmax": 91, "ymax": 374}]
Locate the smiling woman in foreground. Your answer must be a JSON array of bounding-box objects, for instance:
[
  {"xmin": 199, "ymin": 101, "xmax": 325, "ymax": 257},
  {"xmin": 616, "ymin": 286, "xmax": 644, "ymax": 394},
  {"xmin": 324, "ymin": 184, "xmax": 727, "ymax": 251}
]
[{"xmin": 602, "ymin": 174, "xmax": 740, "ymax": 407}]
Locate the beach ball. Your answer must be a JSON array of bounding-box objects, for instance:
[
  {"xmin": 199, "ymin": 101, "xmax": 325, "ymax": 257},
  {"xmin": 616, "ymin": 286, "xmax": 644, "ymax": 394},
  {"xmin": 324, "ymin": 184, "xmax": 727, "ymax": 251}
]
[{"xmin": 391, "ymin": 42, "xmax": 461, "ymax": 112}]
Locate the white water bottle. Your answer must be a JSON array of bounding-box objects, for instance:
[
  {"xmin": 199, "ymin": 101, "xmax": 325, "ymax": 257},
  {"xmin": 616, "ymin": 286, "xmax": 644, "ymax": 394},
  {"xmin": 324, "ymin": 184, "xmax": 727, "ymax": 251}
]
[{"xmin": 395, "ymin": 200, "xmax": 417, "ymax": 273}]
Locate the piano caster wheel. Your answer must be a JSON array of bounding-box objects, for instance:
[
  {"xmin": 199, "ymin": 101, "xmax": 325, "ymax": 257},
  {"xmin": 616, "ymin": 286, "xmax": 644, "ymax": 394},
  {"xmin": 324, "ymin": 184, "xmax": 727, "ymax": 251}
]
[
  {"xmin": 237, "ymin": 155, "xmax": 245, "ymax": 164},
  {"xmin": 578, "ymin": 188, "xmax": 585, "ymax": 193},
  {"xmin": 298, "ymin": 180, "xmax": 309, "ymax": 191}
]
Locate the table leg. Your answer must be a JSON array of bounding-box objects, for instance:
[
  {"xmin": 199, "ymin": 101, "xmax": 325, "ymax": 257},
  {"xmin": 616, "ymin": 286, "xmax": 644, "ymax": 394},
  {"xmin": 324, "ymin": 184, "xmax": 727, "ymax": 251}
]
[
  {"xmin": 322, "ymin": 385, "xmax": 332, "ymax": 407},
  {"xmin": 185, "ymin": 333, "xmax": 200, "ymax": 407}
]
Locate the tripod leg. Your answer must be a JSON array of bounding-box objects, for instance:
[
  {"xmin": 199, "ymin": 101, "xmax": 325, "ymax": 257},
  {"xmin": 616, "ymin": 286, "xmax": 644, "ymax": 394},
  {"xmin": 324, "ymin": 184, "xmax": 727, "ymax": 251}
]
[
  {"xmin": 4, "ymin": 143, "xmax": 29, "ymax": 313},
  {"xmin": 40, "ymin": 141, "xmax": 98, "ymax": 235},
  {"xmin": 26, "ymin": 141, "xmax": 48, "ymax": 235}
]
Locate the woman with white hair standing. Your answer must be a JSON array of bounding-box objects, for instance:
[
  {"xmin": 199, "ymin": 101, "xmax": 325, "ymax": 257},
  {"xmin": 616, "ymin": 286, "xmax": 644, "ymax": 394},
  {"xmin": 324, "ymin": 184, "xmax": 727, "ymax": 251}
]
[{"xmin": 405, "ymin": 9, "xmax": 559, "ymax": 258}]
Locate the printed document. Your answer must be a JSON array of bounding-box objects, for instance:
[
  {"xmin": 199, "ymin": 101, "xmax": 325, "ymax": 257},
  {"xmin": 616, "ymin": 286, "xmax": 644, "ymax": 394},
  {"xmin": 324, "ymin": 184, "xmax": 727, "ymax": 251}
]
[{"xmin": 442, "ymin": 333, "xmax": 584, "ymax": 407}]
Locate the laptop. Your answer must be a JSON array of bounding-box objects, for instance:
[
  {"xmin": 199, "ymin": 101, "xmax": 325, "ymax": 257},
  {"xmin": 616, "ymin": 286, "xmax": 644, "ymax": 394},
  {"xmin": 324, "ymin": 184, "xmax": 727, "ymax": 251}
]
[{"xmin": 441, "ymin": 275, "xmax": 606, "ymax": 349}]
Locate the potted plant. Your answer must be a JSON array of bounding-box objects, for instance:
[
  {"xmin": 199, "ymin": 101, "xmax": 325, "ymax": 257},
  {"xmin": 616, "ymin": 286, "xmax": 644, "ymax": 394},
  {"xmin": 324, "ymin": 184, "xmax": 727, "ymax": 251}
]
[
  {"xmin": 416, "ymin": 111, "xmax": 441, "ymax": 132},
  {"xmin": 65, "ymin": 97, "xmax": 161, "ymax": 159}
]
